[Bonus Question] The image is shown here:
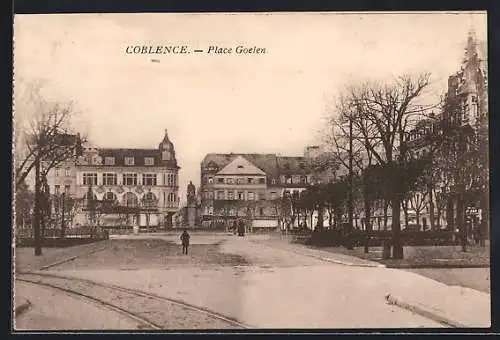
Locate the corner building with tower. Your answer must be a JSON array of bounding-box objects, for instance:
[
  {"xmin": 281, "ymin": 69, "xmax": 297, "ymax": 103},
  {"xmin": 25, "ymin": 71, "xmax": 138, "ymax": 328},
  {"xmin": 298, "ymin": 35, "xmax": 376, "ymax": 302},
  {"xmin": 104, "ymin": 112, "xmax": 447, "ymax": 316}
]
[{"xmin": 72, "ymin": 129, "xmax": 180, "ymax": 230}]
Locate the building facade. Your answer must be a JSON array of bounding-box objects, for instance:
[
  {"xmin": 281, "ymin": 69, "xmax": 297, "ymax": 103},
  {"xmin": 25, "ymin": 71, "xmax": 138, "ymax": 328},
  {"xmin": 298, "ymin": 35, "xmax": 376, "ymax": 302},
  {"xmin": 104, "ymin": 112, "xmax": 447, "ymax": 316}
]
[
  {"xmin": 43, "ymin": 130, "xmax": 180, "ymax": 230},
  {"xmin": 198, "ymin": 149, "xmax": 333, "ymax": 230},
  {"xmin": 403, "ymin": 28, "xmax": 488, "ymax": 233}
]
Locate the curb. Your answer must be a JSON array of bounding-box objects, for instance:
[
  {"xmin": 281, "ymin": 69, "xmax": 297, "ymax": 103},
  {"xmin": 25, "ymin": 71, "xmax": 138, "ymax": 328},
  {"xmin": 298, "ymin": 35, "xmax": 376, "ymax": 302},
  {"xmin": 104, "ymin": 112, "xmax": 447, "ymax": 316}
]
[
  {"xmin": 385, "ymin": 263, "xmax": 490, "ymax": 269},
  {"xmin": 254, "ymin": 241, "xmax": 385, "ymax": 268},
  {"xmin": 14, "ymin": 299, "xmax": 32, "ymax": 317},
  {"xmin": 38, "ymin": 244, "xmax": 109, "ymax": 271},
  {"xmin": 385, "ymin": 294, "xmax": 467, "ymax": 328}
]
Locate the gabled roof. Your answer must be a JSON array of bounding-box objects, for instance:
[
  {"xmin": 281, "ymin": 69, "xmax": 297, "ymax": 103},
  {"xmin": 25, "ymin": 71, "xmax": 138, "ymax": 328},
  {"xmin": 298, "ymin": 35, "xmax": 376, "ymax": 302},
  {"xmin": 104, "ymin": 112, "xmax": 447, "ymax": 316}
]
[
  {"xmin": 202, "ymin": 153, "xmax": 280, "ymax": 178},
  {"xmin": 217, "ymin": 155, "xmax": 266, "ymax": 175},
  {"xmin": 201, "ymin": 153, "xmax": 315, "ymax": 178}
]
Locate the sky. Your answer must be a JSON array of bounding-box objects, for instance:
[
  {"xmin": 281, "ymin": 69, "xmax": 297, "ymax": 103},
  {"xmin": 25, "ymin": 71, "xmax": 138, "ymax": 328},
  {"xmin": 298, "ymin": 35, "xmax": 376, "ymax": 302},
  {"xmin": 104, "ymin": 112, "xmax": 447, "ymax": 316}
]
[{"xmin": 13, "ymin": 12, "xmax": 487, "ymax": 204}]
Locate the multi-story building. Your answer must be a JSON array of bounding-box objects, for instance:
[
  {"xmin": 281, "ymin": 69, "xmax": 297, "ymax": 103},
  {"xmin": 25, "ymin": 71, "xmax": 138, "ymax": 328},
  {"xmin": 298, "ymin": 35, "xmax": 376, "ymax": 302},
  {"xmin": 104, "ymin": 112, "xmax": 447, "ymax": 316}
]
[
  {"xmin": 403, "ymin": 28, "xmax": 488, "ymax": 232},
  {"xmin": 198, "ymin": 148, "xmax": 335, "ymax": 230},
  {"xmin": 71, "ymin": 130, "xmax": 180, "ymax": 230}
]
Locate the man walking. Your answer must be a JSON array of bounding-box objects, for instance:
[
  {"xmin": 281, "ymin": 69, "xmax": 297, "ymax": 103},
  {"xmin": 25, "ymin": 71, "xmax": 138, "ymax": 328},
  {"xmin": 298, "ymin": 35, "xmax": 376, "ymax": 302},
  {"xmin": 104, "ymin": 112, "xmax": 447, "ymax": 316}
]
[{"xmin": 180, "ymin": 229, "xmax": 190, "ymax": 255}]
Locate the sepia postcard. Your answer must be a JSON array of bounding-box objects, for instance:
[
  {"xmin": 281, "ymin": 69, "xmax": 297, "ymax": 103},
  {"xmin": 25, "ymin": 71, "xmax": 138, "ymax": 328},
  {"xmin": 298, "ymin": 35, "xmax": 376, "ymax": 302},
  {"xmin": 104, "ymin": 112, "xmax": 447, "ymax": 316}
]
[{"xmin": 12, "ymin": 11, "xmax": 491, "ymax": 332}]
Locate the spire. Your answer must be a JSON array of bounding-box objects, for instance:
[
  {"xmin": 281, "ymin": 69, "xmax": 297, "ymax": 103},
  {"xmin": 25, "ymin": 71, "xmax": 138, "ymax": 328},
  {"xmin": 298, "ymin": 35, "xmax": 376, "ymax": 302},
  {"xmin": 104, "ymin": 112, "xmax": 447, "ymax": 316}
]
[
  {"xmin": 463, "ymin": 26, "xmax": 478, "ymax": 63},
  {"xmin": 164, "ymin": 128, "xmax": 169, "ymax": 139}
]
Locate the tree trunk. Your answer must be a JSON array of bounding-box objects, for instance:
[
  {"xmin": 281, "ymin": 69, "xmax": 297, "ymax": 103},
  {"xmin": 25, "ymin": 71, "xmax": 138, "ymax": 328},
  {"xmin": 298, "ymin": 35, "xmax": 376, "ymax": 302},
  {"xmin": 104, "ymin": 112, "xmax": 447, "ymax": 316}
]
[
  {"xmin": 402, "ymin": 200, "xmax": 409, "ymax": 228},
  {"xmin": 33, "ymin": 158, "xmax": 42, "ymax": 256},
  {"xmin": 457, "ymin": 190, "xmax": 466, "ymax": 252},
  {"xmin": 317, "ymin": 206, "xmax": 324, "ymax": 229},
  {"xmin": 363, "ymin": 198, "xmax": 372, "ymax": 253},
  {"xmin": 416, "ymin": 211, "xmax": 420, "ymax": 231},
  {"xmin": 383, "ymin": 200, "xmax": 389, "ymax": 230},
  {"xmin": 391, "ymin": 195, "xmax": 404, "ymax": 259},
  {"xmin": 428, "ymin": 185, "xmax": 435, "ymax": 230}
]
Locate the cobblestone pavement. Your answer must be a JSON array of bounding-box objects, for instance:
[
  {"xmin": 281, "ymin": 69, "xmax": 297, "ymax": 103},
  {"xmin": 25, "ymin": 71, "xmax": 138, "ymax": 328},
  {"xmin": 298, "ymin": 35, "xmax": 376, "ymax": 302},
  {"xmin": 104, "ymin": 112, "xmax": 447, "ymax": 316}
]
[
  {"xmin": 16, "ymin": 273, "xmax": 242, "ymax": 330},
  {"xmin": 14, "ymin": 280, "xmax": 140, "ymax": 330}
]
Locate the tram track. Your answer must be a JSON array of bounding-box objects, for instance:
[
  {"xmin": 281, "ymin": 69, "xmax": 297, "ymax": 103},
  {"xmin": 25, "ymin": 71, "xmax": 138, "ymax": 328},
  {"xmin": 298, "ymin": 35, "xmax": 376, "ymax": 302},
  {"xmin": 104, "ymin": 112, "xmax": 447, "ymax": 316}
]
[{"xmin": 16, "ymin": 271, "xmax": 250, "ymax": 330}]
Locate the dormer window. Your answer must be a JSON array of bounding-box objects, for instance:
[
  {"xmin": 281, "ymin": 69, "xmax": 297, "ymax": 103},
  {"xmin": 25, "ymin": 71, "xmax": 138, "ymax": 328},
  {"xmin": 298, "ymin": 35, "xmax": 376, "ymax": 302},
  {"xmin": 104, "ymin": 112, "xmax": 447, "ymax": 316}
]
[
  {"xmin": 144, "ymin": 157, "xmax": 154, "ymax": 166},
  {"xmin": 125, "ymin": 156, "xmax": 135, "ymax": 165},
  {"xmin": 162, "ymin": 151, "xmax": 171, "ymax": 161},
  {"xmin": 105, "ymin": 157, "xmax": 115, "ymax": 165}
]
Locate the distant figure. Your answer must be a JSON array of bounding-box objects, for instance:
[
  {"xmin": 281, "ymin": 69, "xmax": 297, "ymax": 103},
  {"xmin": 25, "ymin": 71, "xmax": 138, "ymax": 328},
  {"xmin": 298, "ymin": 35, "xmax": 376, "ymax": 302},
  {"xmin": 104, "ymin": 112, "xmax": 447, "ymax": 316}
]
[
  {"xmin": 238, "ymin": 219, "xmax": 245, "ymax": 237},
  {"xmin": 180, "ymin": 229, "xmax": 190, "ymax": 255}
]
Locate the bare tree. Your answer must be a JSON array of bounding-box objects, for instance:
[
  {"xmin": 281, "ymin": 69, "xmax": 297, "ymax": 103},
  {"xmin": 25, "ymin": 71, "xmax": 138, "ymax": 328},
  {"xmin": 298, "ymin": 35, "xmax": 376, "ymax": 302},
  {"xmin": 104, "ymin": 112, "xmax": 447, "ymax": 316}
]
[
  {"xmin": 14, "ymin": 80, "xmax": 85, "ymax": 255},
  {"xmin": 14, "ymin": 80, "xmax": 85, "ymax": 188},
  {"xmin": 327, "ymin": 73, "xmax": 439, "ymax": 259}
]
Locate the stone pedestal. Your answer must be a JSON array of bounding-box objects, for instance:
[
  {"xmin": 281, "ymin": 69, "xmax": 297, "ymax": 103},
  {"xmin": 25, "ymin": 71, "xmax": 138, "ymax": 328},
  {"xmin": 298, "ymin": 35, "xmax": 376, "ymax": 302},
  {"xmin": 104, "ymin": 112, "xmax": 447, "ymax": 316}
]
[{"xmin": 187, "ymin": 207, "xmax": 196, "ymax": 228}]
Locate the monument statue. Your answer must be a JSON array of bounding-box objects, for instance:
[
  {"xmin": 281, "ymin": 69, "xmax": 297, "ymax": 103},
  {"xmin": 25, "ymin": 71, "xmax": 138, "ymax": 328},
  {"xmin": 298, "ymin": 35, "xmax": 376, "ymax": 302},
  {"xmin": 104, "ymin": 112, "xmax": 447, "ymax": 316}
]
[
  {"xmin": 187, "ymin": 181, "xmax": 196, "ymax": 206},
  {"xmin": 186, "ymin": 181, "xmax": 197, "ymax": 227}
]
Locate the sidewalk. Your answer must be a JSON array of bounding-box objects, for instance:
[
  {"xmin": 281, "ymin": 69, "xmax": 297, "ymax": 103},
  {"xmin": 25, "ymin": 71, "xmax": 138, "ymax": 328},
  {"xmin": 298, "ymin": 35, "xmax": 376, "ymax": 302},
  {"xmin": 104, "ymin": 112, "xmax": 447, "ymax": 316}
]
[
  {"xmin": 253, "ymin": 236, "xmax": 386, "ymax": 267},
  {"xmin": 250, "ymin": 236, "xmax": 491, "ymax": 328},
  {"xmin": 14, "ymin": 240, "xmax": 111, "ymax": 273}
]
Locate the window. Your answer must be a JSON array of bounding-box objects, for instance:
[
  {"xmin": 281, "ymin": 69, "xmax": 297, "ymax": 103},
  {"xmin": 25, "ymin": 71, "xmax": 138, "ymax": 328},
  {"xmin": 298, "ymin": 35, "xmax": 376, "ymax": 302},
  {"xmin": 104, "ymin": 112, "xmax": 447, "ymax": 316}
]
[
  {"xmin": 104, "ymin": 157, "xmax": 115, "ymax": 165},
  {"xmin": 64, "ymin": 185, "xmax": 70, "ymax": 194},
  {"xmin": 144, "ymin": 157, "xmax": 155, "ymax": 166},
  {"xmin": 226, "ymin": 178, "xmax": 234, "ymax": 185},
  {"xmin": 285, "ymin": 176, "xmax": 292, "ymax": 184},
  {"xmin": 237, "ymin": 165, "xmax": 244, "ymax": 169},
  {"xmin": 102, "ymin": 173, "xmax": 117, "ymax": 186},
  {"xmin": 54, "ymin": 185, "xmax": 60, "ymax": 195},
  {"xmin": 236, "ymin": 178, "xmax": 243, "ymax": 184},
  {"xmin": 247, "ymin": 178, "xmax": 253, "ymax": 184},
  {"xmin": 258, "ymin": 192, "xmax": 265, "ymax": 200},
  {"xmin": 228, "ymin": 191, "xmax": 234, "ymax": 200},
  {"xmin": 259, "ymin": 208, "xmax": 264, "ymax": 216},
  {"xmin": 143, "ymin": 173, "xmax": 157, "ymax": 186},
  {"xmin": 65, "ymin": 168, "xmax": 71, "ymax": 176},
  {"xmin": 258, "ymin": 178, "xmax": 265, "ymax": 184},
  {"xmin": 104, "ymin": 191, "xmax": 117, "ymax": 202},
  {"xmin": 123, "ymin": 173, "xmax": 138, "ymax": 186},
  {"xmin": 168, "ymin": 192, "xmax": 176, "ymax": 202},
  {"xmin": 167, "ymin": 173, "xmax": 175, "ymax": 186},
  {"xmin": 208, "ymin": 177, "xmax": 214, "ymax": 184},
  {"xmin": 271, "ymin": 178, "xmax": 276, "ymax": 185},
  {"xmin": 123, "ymin": 192, "xmax": 138, "ymax": 207},
  {"xmin": 162, "ymin": 151, "xmax": 171, "ymax": 161},
  {"xmin": 271, "ymin": 192, "xmax": 277, "ymax": 200},
  {"xmin": 142, "ymin": 192, "xmax": 157, "ymax": 207},
  {"xmin": 83, "ymin": 173, "xmax": 98, "ymax": 186},
  {"xmin": 238, "ymin": 192, "xmax": 244, "ymax": 200},
  {"xmin": 217, "ymin": 177, "xmax": 224, "ymax": 184},
  {"xmin": 217, "ymin": 191, "xmax": 224, "ymax": 200},
  {"xmin": 248, "ymin": 192, "xmax": 254, "ymax": 200},
  {"xmin": 54, "ymin": 168, "xmax": 61, "ymax": 177},
  {"xmin": 300, "ymin": 176, "xmax": 308, "ymax": 184},
  {"xmin": 124, "ymin": 156, "xmax": 135, "ymax": 165}
]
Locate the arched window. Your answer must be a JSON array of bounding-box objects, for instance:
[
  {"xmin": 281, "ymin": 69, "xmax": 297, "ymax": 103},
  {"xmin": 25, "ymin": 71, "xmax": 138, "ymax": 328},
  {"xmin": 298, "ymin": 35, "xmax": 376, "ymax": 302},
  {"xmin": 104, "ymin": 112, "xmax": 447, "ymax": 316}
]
[
  {"xmin": 122, "ymin": 192, "xmax": 138, "ymax": 207},
  {"xmin": 142, "ymin": 192, "xmax": 157, "ymax": 208},
  {"xmin": 83, "ymin": 191, "xmax": 98, "ymax": 207},
  {"xmin": 104, "ymin": 191, "xmax": 117, "ymax": 203}
]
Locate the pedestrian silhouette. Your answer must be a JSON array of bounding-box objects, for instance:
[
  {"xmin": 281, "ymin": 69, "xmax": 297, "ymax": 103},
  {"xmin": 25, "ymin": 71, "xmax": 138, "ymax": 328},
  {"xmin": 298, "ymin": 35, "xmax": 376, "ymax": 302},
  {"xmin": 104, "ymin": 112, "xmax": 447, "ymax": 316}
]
[{"xmin": 180, "ymin": 229, "xmax": 190, "ymax": 255}]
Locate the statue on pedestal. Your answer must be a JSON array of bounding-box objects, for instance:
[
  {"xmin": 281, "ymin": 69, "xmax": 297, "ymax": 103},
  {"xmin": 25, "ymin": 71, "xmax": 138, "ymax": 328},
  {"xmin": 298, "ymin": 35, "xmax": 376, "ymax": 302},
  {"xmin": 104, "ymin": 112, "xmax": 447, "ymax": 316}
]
[
  {"xmin": 187, "ymin": 181, "xmax": 196, "ymax": 207},
  {"xmin": 186, "ymin": 181, "xmax": 197, "ymax": 227}
]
